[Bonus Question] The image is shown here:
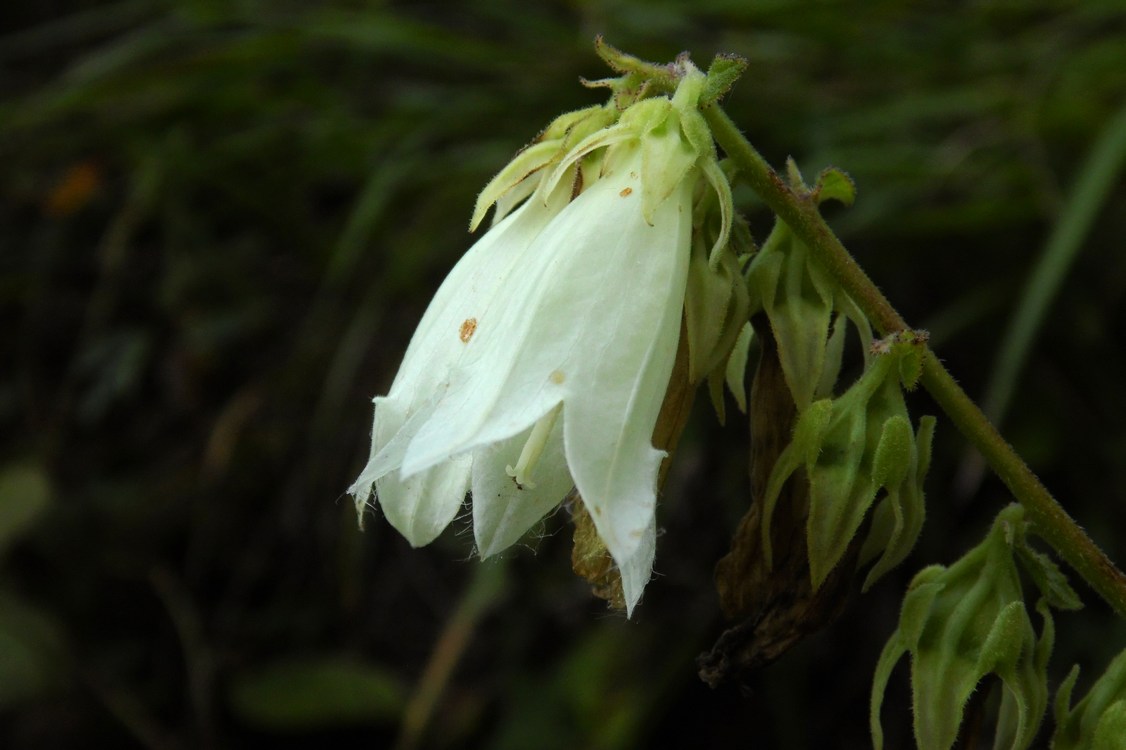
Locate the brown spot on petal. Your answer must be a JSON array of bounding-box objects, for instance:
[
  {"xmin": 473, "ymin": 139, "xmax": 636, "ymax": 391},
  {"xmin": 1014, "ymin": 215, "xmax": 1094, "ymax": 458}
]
[
  {"xmin": 619, "ymin": 187, "xmax": 633, "ymax": 197},
  {"xmin": 459, "ymin": 318, "xmax": 477, "ymax": 343},
  {"xmin": 550, "ymin": 370, "xmax": 565, "ymax": 384}
]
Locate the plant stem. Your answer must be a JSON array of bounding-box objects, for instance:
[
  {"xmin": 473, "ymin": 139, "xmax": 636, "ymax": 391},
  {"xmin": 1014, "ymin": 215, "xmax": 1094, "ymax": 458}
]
[{"xmin": 702, "ymin": 102, "xmax": 1126, "ymax": 620}]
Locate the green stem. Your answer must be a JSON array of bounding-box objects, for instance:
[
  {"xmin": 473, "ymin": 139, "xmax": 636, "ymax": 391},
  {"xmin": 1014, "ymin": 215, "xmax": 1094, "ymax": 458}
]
[{"xmin": 703, "ymin": 102, "xmax": 1126, "ymax": 620}]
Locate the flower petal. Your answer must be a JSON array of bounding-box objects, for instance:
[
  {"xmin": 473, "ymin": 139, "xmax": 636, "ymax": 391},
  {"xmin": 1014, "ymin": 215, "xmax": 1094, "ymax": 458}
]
[
  {"xmin": 471, "ymin": 416, "xmax": 572, "ymax": 558},
  {"xmin": 386, "ymin": 190, "xmax": 567, "ymax": 401},
  {"xmin": 403, "ymin": 150, "xmax": 692, "ymax": 573},
  {"xmin": 561, "ymin": 172, "xmax": 691, "ymax": 567},
  {"xmin": 376, "ymin": 456, "xmax": 471, "ymax": 546},
  {"xmin": 349, "ymin": 181, "xmax": 568, "ymax": 534},
  {"xmin": 350, "ymin": 394, "xmax": 471, "ymax": 545},
  {"xmin": 618, "ymin": 516, "xmax": 657, "ymax": 617}
]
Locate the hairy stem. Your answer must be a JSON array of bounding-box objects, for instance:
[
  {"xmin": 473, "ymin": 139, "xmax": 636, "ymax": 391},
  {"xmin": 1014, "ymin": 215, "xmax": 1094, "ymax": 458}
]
[{"xmin": 702, "ymin": 102, "xmax": 1126, "ymax": 620}]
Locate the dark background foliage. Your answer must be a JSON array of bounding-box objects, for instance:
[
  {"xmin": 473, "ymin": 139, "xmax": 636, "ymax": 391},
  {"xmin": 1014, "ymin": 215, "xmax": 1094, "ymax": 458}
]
[{"xmin": 2, "ymin": 1, "xmax": 1125, "ymax": 747}]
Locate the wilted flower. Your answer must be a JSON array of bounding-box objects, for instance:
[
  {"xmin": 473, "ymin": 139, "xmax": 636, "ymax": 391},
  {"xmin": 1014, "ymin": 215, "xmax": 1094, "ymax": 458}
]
[{"xmin": 349, "ymin": 63, "xmax": 734, "ymax": 614}]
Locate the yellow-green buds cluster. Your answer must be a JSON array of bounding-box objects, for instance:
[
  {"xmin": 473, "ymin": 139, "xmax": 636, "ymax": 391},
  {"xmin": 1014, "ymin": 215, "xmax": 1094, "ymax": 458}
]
[
  {"xmin": 742, "ymin": 163, "xmax": 936, "ymax": 592},
  {"xmin": 871, "ymin": 504, "xmax": 1082, "ymax": 750},
  {"xmin": 745, "ymin": 164, "xmax": 871, "ymax": 412},
  {"xmin": 1053, "ymin": 649, "xmax": 1126, "ymax": 750},
  {"xmin": 755, "ymin": 325, "xmax": 934, "ymax": 590}
]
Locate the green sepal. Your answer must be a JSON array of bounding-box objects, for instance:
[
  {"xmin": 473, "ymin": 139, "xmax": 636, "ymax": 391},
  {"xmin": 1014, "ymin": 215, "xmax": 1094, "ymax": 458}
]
[
  {"xmin": 1053, "ymin": 649, "xmax": 1126, "ymax": 750},
  {"xmin": 860, "ymin": 415, "xmax": 934, "ymax": 591},
  {"xmin": 804, "ymin": 354, "xmax": 905, "ymax": 589},
  {"xmin": 636, "ymin": 101, "xmax": 698, "ymax": 224},
  {"xmin": 779, "ymin": 161, "xmax": 856, "ymax": 207},
  {"xmin": 1014, "ymin": 538, "xmax": 1083, "ymax": 612},
  {"xmin": 685, "ymin": 231, "xmax": 751, "ymax": 386},
  {"xmin": 896, "ymin": 330, "xmax": 928, "ymax": 389},
  {"xmin": 756, "ymin": 344, "xmax": 933, "ymax": 590},
  {"xmin": 816, "ymin": 313, "xmax": 848, "ymax": 400},
  {"xmin": 812, "ymin": 167, "xmax": 857, "ymax": 207},
  {"xmin": 871, "ymin": 506, "xmax": 1055, "ymax": 750},
  {"xmin": 592, "ymin": 36, "xmax": 677, "ymax": 90},
  {"xmin": 871, "ymin": 415, "xmax": 913, "ymax": 489},
  {"xmin": 701, "ymin": 53, "xmax": 748, "ymax": 106},
  {"xmin": 746, "ymin": 215, "xmax": 873, "ymax": 409},
  {"xmin": 471, "ymin": 105, "xmax": 617, "ymax": 230},
  {"xmin": 1092, "ymin": 702, "xmax": 1126, "ymax": 750},
  {"xmin": 806, "ymin": 353, "xmax": 918, "ymax": 585},
  {"xmin": 987, "ymin": 600, "xmax": 1053, "ymax": 750},
  {"xmin": 785, "ymin": 156, "xmax": 807, "ymax": 192},
  {"xmin": 804, "ymin": 397, "xmax": 876, "ymax": 589},
  {"xmin": 759, "ymin": 398, "xmax": 833, "ymax": 569},
  {"xmin": 722, "ymin": 321, "xmax": 754, "ymax": 417},
  {"xmin": 869, "ymin": 329, "xmax": 929, "ymax": 389},
  {"xmin": 871, "ymin": 572, "xmax": 945, "ymax": 749},
  {"xmin": 746, "ymin": 220, "xmax": 835, "ymax": 411}
]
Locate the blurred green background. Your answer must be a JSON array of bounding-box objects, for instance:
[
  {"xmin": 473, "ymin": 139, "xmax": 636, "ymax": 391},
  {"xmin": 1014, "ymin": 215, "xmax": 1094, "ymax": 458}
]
[{"xmin": 3, "ymin": 0, "xmax": 1126, "ymax": 747}]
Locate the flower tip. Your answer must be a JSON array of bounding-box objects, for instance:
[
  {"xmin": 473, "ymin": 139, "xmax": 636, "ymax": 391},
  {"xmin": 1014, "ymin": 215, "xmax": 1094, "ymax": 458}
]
[{"xmin": 468, "ymin": 202, "xmax": 490, "ymax": 233}]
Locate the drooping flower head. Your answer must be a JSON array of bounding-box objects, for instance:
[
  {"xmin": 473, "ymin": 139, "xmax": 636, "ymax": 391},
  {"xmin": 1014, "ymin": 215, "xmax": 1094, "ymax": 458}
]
[{"xmin": 349, "ymin": 53, "xmax": 739, "ymax": 615}]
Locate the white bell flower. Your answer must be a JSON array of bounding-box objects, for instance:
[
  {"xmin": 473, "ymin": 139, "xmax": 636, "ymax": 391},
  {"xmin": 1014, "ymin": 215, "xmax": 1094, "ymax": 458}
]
[{"xmin": 349, "ymin": 66, "xmax": 732, "ymax": 615}]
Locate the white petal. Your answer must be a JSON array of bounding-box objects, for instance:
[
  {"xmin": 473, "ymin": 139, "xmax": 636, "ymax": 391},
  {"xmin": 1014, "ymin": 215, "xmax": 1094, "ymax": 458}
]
[
  {"xmin": 389, "ymin": 153, "xmax": 690, "ymax": 622},
  {"xmin": 349, "ymin": 186, "xmax": 568, "ymax": 535},
  {"xmin": 560, "ymin": 170, "xmax": 692, "ymax": 566},
  {"xmin": 618, "ymin": 516, "xmax": 657, "ymax": 617},
  {"xmin": 347, "ymin": 396, "xmax": 436, "ymax": 497},
  {"xmin": 386, "ymin": 188, "xmax": 567, "ymax": 401},
  {"xmin": 406, "ymin": 150, "xmax": 678, "ymax": 460},
  {"xmin": 471, "ymin": 417, "xmax": 572, "ymax": 558},
  {"xmin": 375, "ymin": 456, "xmax": 471, "ymax": 546},
  {"xmin": 403, "ymin": 150, "xmax": 690, "ymax": 578}
]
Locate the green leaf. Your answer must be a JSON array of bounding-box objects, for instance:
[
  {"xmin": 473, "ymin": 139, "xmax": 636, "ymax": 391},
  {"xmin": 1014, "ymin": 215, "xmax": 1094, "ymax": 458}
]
[
  {"xmin": 0, "ymin": 590, "xmax": 70, "ymax": 707},
  {"xmin": 0, "ymin": 464, "xmax": 51, "ymax": 558},
  {"xmin": 1014, "ymin": 540, "xmax": 1083, "ymax": 611},
  {"xmin": 701, "ymin": 53, "xmax": 748, "ymax": 105},
  {"xmin": 228, "ymin": 655, "xmax": 406, "ymax": 729},
  {"xmin": 813, "ymin": 167, "xmax": 857, "ymax": 206}
]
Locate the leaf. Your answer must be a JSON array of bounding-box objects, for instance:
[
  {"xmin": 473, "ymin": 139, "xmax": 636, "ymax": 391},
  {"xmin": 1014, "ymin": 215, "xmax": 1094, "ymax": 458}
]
[
  {"xmin": 1053, "ymin": 648, "xmax": 1126, "ymax": 750},
  {"xmin": 1014, "ymin": 540, "xmax": 1083, "ymax": 611},
  {"xmin": 813, "ymin": 167, "xmax": 857, "ymax": 206},
  {"xmin": 0, "ymin": 590, "xmax": 71, "ymax": 707},
  {"xmin": 0, "ymin": 464, "xmax": 51, "ymax": 557},
  {"xmin": 701, "ymin": 53, "xmax": 748, "ymax": 105},
  {"xmin": 228, "ymin": 655, "xmax": 406, "ymax": 729}
]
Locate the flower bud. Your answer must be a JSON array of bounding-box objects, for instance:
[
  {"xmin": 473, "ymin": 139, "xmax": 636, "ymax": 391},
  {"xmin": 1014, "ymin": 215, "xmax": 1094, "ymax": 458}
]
[
  {"xmin": 1053, "ymin": 649, "xmax": 1126, "ymax": 750},
  {"xmin": 870, "ymin": 505, "xmax": 1074, "ymax": 750},
  {"xmin": 757, "ymin": 338, "xmax": 934, "ymax": 589}
]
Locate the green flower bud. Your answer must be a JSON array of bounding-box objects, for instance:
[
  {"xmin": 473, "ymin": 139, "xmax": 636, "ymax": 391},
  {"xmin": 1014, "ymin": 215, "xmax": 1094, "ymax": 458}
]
[
  {"xmin": 758, "ymin": 340, "xmax": 934, "ymax": 589},
  {"xmin": 684, "ymin": 211, "xmax": 749, "ymax": 386},
  {"xmin": 744, "ymin": 197, "xmax": 871, "ymax": 412},
  {"xmin": 859, "ymin": 415, "xmax": 934, "ymax": 591},
  {"xmin": 1053, "ymin": 649, "xmax": 1126, "ymax": 750},
  {"xmin": 746, "ymin": 220, "xmax": 835, "ymax": 411},
  {"xmin": 871, "ymin": 505, "xmax": 1069, "ymax": 750},
  {"xmin": 685, "ymin": 173, "xmax": 753, "ymax": 424}
]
